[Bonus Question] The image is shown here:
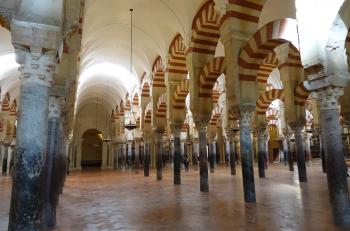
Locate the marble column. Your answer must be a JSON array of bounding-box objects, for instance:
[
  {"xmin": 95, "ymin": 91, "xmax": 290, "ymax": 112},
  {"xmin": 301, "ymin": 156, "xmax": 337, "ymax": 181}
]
[
  {"xmin": 101, "ymin": 142, "xmax": 108, "ymax": 169},
  {"xmin": 239, "ymin": 109, "xmax": 256, "ymax": 202},
  {"xmin": 173, "ymin": 125, "xmax": 181, "ymax": 185},
  {"xmin": 134, "ymin": 141, "xmax": 140, "ymax": 173},
  {"xmin": 155, "ymin": 129, "xmax": 164, "ymax": 180},
  {"xmin": 76, "ymin": 139, "xmax": 82, "ymax": 170},
  {"xmin": 143, "ymin": 140, "xmax": 150, "ymax": 177},
  {"xmin": 42, "ymin": 96, "xmax": 62, "ymax": 229},
  {"xmin": 317, "ymin": 87, "xmax": 350, "ymax": 226},
  {"xmin": 192, "ymin": 140, "xmax": 199, "ymax": 170},
  {"xmin": 2, "ymin": 145, "xmax": 9, "ymax": 175},
  {"xmin": 0, "ymin": 144, "xmax": 3, "ymax": 173},
  {"xmin": 123, "ymin": 143, "xmax": 127, "ymax": 169},
  {"xmin": 197, "ymin": 121, "xmax": 209, "ymax": 192},
  {"xmin": 290, "ymin": 122, "xmax": 307, "ymax": 182},
  {"xmin": 318, "ymin": 132, "xmax": 326, "ymax": 173},
  {"xmin": 127, "ymin": 141, "xmax": 133, "ymax": 169},
  {"xmin": 229, "ymin": 131, "xmax": 236, "ymax": 175},
  {"xmin": 283, "ymin": 135, "xmax": 294, "ymax": 172},
  {"xmin": 7, "ymin": 146, "xmax": 13, "ymax": 175},
  {"xmin": 208, "ymin": 140, "xmax": 216, "ymax": 173},
  {"xmin": 256, "ymin": 127, "xmax": 266, "ymax": 178},
  {"xmin": 9, "ymin": 50, "xmax": 55, "ymax": 230},
  {"xmin": 304, "ymin": 132, "xmax": 312, "ymax": 166},
  {"xmin": 283, "ymin": 135, "xmax": 294, "ymax": 171},
  {"xmin": 108, "ymin": 143, "xmax": 114, "ymax": 169},
  {"xmin": 225, "ymin": 140, "xmax": 230, "ymax": 167}
]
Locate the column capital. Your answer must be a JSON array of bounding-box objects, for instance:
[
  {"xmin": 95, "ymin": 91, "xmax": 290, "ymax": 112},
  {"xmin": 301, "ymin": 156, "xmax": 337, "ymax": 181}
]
[
  {"xmin": 15, "ymin": 47, "xmax": 57, "ymax": 87},
  {"xmin": 194, "ymin": 120, "xmax": 208, "ymax": 134},
  {"xmin": 313, "ymin": 86, "xmax": 343, "ymax": 111},
  {"xmin": 171, "ymin": 123, "xmax": 182, "ymax": 138},
  {"xmin": 289, "ymin": 121, "xmax": 305, "ymax": 133},
  {"xmin": 48, "ymin": 95, "xmax": 65, "ymax": 118},
  {"xmin": 239, "ymin": 107, "xmax": 254, "ymax": 128},
  {"xmin": 255, "ymin": 126, "xmax": 266, "ymax": 137}
]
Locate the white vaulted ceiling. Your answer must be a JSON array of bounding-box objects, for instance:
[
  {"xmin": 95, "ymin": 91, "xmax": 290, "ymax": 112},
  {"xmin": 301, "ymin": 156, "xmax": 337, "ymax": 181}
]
[{"xmin": 77, "ymin": 0, "xmax": 205, "ymax": 111}]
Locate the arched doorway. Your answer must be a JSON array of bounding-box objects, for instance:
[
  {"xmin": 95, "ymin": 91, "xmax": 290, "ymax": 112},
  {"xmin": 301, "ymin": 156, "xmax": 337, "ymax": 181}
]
[{"xmin": 81, "ymin": 129, "xmax": 103, "ymax": 169}]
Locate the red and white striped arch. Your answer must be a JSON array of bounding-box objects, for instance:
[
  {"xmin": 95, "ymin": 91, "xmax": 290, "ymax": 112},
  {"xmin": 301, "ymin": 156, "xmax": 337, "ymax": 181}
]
[
  {"xmin": 132, "ymin": 93, "xmax": 139, "ymax": 106},
  {"xmin": 115, "ymin": 106, "xmax": 120, "ymax": 120},
  {"xmin": 181, "ymin": 116, "xmax": 189, "ymax": 132},
  {"xmin": 220, "ymin": 0, "xmax": 266, "ymax": 28},
  {"xmin": 1, "ymin": 93, "xmax": 10, "ymax": 112},
  {"xmin": 168, "ymin": 34, "xmax": 188, "ymax": 75},
  {"xmin": 144, "ymin": 102, "xmax": 152, "ymax": 124},
  {"xmin": 9, "ymin": 100, "xmax": 16, "ymax": 117},
  {"xmin": 156, "ymin": 93, "xmax": 167, "ymax": 118},
  {"xmin": 239, "ymin": 19, "xmax": 300, "ymax": 82},
  {"xmin": 119, "ymin": 101, "xmax": 125, "ymax": 116},
  {"xmin": 257, "ymin": 52, "xmax": 279, "ymax": 84},
  {"xmin": 209, "ymin": 105, "xmax": 222, "ymax": 126},
  {"xmin": 346, "ymin": 28, "xmax": 350, "ymax": 71},
  {"xmin": 189, "ymin": 0, "xmax": 220, "ymax": 55},
  {"xmin": 141, "ymin": 72, "xmax": 151, "ymax": 98},
  {"xmin": 256, "ymin": 89, "xmax": 284, "ymax": 115},
  {"xmin": 173, "ymin": 79, "xmax": 189, "ymax": 110},
  {"xmin": 294, "ymin": 82, "xmax": 310, "ymax": 106},
  {"xmin": 152, "ymin": 56, "xmax": 165, "ymax": 88},
  {"xmin": 199, "ymin": 57, "xmax": 225, "ymax": 98}
]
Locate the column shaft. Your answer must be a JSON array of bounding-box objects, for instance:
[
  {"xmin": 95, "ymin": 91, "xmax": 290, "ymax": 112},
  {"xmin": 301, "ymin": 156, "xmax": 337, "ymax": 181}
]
[
  {"xmin": 229, "ymin": 136, "xmax": 236, "ymax": 175},
  {"xmin": 198, "ymin": 123, "xmax": 208, "ymax": 192},
  {"xmin": 9, "ymin": 80, "xmax": 50, "ymax": 230},
  {"xmin": 173, "ymin": 127, "xmax": 181, "ymax": 185},
  {"xmin": 144, "ymin": 142, "xmax": 150, "ymax": 176},
  {"xmin": 2, "ymin": 145, "xmax": 9, "ymax": 175},
  {"xmin": 292, "ymin": 126, "xmax": 307, "ymax": 182},
  {"xmin": 155, "ymin": 130, "xmax": 163, "ymax": 180},
  {"xmin": 320, "ymin": 104, "xmax": 350, "ymax": 225},
  {"xmin": 257, "ymin": 128, "xmax": 266, "ymax": 178},
  {"xmin": 239, "ymin": 110, "xmax": 256, "ymax": 202},
  {"xmin": 42, "ymin": 116, "xmax": 60, "ymax": 229}
]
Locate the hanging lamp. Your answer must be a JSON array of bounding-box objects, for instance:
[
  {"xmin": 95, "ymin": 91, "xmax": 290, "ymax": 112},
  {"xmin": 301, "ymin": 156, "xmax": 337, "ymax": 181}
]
[{"xmin": 125, "ymin": 8, "xmax": 137, "ymax": 131}]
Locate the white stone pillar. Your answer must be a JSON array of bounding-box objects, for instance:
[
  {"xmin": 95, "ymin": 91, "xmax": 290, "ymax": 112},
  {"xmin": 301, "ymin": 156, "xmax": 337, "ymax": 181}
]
[
  {"xmin": 76, "ymin": 139, "xmax": 82, "ymax": 170},
  {"xmin": 0, "ymin": 143, "xmax": 3, "ymax": 169},
  {"xmin": 102, "ymin": 142, "xmax": 108, "ymax": 169},
  {"xmin": 108, "ymin": 143, "xmax": 113, "ymax": 169},
  {"xmin": 6, "ymin": 146, "xmax": 12, "ymax": 175}
]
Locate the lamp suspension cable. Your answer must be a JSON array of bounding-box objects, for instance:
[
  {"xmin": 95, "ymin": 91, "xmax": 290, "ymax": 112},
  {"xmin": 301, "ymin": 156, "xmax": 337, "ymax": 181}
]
[{"xmin": 125, "ymin": 8, "xmax": 137, "ymax": 131}]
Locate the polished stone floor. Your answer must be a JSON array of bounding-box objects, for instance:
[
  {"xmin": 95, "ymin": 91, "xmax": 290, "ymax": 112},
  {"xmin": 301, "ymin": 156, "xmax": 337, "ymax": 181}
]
[{"xmin": 0, "ymin": 162, "xmax": 349, "ymax": 230}]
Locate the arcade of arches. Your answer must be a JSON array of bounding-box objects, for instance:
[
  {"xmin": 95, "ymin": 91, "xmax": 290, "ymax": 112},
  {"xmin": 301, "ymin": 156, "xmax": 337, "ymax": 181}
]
[{"xmin": 1, "ymin": 0, "xmax": 350, "ymax": 230}]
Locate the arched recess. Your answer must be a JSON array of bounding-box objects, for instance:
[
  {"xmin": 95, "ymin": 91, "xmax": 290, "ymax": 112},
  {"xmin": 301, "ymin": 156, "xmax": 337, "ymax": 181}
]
[
  {"xmin": 151, "ymin": 56, "xmax": 166, "ymax": 128},
  {"xmin": 220, "ymin": 0, "xmax": 267, "ymax": 35},
  {"xmin": 187, "ymin": 0, "xmax": 222, "ymax": 122},
  {"xmin": 189, "ymin": 0, "xmax": 220, "ymax": 55},
  {"xmin": 256, "ymin": 89, "xmax": 284, "ymax": 115},
  {"xmin": 168, "ymin": 34, "xmax": 187, "ymax": 75},
  {"xmin": 209, "ymin": 105, "xmax": 222, "ymax": 126},
  {"xmin": 239, "ymin": 18, "xmax": 300, "ymax": 83},
  {"xmin": 152, "ymin": 56, "xmax": 165, "ymax": 88},
  {"xmin": 199, "ymin": 56, "xmax": 225, "ymax": 97},
  {"xmin": 81, "ymin": 129, "xmax": 103, "ymax": 169},
  {"xmin": 257, "ymin": 51, "xmax": 279, "ymax": 93},
  {"xmin": 173, "ymin": 79, "xmax": 189, "ymax": 110},
  {"xmin": 196, "ymin": 56, "xmax": 226, "ymax": 116},
  {"xmin": 172, "ymin": 79, "xmax": 189, "ymax": 124},
  {"xmin": 166, "ymin": 33, "xmax": 188, "ymax": 130},
  {"xmin": 0, "ymin": 15, "xmax": 11, "ymax": 31},
  {"xmin": 239, "ymin": 18, "xmax": 306, "ymax": 123},
  {"xmin": 156, "ymin": 93, "xmax": 167, "ymax": 129},
  {"xmin": 143, "ymin": 102, "xmax": 152, "ymax": 135}
]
